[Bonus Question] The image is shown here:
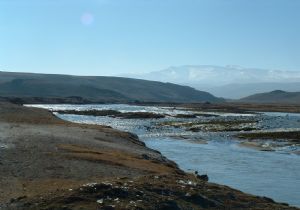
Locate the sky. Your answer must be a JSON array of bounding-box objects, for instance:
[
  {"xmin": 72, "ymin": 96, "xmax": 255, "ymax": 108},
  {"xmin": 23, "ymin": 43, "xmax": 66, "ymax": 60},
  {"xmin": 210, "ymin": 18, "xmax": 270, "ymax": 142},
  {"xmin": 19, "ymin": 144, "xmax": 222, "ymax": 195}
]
[{"xmin": 0, "ymin": 0, "xmax": 299, "ymax": 76}]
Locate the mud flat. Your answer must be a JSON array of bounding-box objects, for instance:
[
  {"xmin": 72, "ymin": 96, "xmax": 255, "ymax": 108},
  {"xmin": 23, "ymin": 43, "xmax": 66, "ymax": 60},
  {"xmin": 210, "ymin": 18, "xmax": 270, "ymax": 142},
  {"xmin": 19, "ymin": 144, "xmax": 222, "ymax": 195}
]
[
  {"xmin": 159, "ymin": 119, "xmax": 259, "ymax": 132},
  {"xmin": 56, "ymin": 109, "xmax": 165, "ymax": 119},
  {"xmin": 237, "ymin": 131, "xmax": 300, "ymax": 143},
  {"xmin": 236, "ymin": 131, "xmax": 300, "ymax": 151},
  {"xmin": 0, "ymin": 103, "xmax": 298, "ymax": 209}
]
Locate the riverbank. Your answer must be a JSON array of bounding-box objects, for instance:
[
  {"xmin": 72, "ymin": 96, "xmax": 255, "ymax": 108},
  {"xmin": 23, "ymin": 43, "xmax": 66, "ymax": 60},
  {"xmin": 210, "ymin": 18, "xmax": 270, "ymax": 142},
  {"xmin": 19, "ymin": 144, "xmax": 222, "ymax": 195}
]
[
  {"xmin": 136, "ymin": 102, "xmax": 300, "ymax": 114},
  {"xmin": 0, "ymin": 103, "xmax": 298, "ymax": 209},
  {"xmin": 2, "ymin": 95, "xmax": 300, "ymax": 113}
]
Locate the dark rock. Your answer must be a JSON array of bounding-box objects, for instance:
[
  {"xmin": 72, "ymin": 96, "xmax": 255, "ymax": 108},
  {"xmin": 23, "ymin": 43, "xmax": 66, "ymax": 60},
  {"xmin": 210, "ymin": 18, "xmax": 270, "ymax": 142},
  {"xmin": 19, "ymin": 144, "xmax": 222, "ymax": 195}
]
[
  {"xmin": 188, "ymin": 127, "xmax": 201, "ymax": 132},
  {"xmin": 63, "ymin": 196, "xmax": 86, "ymax": 204},
  {"xmin": 174, "ymin": 114, "xmax": 197, "ymax": 118},
  {"xmin": 141, "ymin": 154, "xmax": 150, "ymax": 160},
  {"xmin": 57, "ymin": 109, "xmax": 121, "ymax": 116},
  {"xmin": 120, "ymin": 112, "xmax": 165, "ymax": 119},
  {"xmin": 186, "ymin": 193, "xmax": 218, "ymax": 208},
  {"xmin": 157, "ymin": 200, "xmax": 181, "ymax": 210},
  {"xmin": 262, "ymin": 196, "xmax": 275, "ymax": 203},
  {"xmin": 197, "ymin": 174, "xmax": 209, "ymax": 182},
  {"xmin": 102, "ymin": 206, "xmax": 115, "ymax": 210},
  {"xmin": 227, "ymin": 192, "xmax": 236, "ymax": 200},
  {"xmin": 106, "ymin": 188, "xmax": 129, "ymax": 198}
]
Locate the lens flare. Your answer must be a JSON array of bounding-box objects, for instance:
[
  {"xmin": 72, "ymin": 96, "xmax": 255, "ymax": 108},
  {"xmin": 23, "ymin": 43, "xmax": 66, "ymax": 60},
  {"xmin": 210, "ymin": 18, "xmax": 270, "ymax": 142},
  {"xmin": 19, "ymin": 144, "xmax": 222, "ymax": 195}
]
[{"xmin": 80, "ymin": 13, "xmax": 94, "ymax": 26}]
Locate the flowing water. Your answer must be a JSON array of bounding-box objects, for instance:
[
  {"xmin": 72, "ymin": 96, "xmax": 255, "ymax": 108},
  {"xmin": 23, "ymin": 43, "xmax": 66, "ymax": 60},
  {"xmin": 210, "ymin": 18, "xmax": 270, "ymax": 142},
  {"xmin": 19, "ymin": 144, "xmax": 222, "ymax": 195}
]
[{"xmin": 28, "ymin": 104, "xmax": 300, "ymax": 207}]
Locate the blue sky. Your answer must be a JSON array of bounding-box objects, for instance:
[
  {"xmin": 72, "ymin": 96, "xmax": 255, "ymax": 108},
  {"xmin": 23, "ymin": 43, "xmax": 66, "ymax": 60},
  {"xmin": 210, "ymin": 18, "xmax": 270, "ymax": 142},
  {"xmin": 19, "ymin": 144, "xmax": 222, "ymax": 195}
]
[{"xmin": 0, "ymin": 0, "xmax": 299, "ymax": 75}]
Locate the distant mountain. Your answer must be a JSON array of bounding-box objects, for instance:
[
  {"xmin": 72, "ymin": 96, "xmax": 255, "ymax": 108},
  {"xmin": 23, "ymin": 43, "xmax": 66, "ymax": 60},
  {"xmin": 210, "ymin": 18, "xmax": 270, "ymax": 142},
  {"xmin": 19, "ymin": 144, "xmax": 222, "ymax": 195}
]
[
  {"xmin": 240, "ymin": 90, "xmax": 300, "ymax": 104},
  {"xmin": 205, "ymin": 82, "xmax": 300, "ymax": 99},
  {"xmin": 122, "ymin": 65, "xmax": 300, "ymax": 99},
  {"xmin": 0, "ymin": 71, "xmax": 223, "ymax": 103}
]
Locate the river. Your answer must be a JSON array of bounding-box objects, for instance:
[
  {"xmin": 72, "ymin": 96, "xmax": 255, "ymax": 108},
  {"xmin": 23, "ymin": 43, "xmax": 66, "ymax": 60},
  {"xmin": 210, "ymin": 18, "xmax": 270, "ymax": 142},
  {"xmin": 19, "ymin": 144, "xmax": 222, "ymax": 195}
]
[{"xmin": 28, "ymin": 104, "xmax": 300, "ymax": 207}]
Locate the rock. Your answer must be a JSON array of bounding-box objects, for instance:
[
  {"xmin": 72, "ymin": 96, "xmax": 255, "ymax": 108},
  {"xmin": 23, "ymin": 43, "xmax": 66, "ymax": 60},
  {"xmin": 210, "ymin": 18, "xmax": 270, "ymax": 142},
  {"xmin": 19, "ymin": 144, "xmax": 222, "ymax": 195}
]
[
  {"xmin": 157, "ymin": 200, "xmax": 181, "ymax": 210},
  {"xmin": 141, "ymin": 154, "xmax": 150, "ymax": 160},
  {"xmin": 102, "ymin": 206, "xmax": 115, "ymax": 210},
  {"xmin": 63, "ymin": 196, "xmax": 86, "ymax": 204},
  {"xmin": 174, "ymin": 114, "xmax": 197, "ymax": 118},
  {"xmin": 186, "ymin": 193, "xmax": 218, "ymax": 208},
  {"xmin": 197, "ymin": 174, "xmax": 209, "ymax": 182},
  {"xmin": 263, "ymin": 196, "xmax": 275, "ymax": 203}
]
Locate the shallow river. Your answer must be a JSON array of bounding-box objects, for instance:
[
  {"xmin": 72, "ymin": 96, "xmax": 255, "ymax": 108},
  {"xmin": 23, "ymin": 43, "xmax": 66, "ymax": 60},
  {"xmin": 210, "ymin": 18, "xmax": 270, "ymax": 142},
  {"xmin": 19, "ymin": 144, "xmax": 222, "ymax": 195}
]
[{"xmin": 28, "ymin": 104, "xmax": 300, "ymax": 207}]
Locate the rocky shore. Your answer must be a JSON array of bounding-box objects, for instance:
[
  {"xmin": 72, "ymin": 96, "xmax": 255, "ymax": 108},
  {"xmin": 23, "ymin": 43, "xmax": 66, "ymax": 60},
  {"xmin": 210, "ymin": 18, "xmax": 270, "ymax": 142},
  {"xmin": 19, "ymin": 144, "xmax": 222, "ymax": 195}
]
[{"xmin": 0, "ymin": 103, "xmax": 298, "ymax": 209}]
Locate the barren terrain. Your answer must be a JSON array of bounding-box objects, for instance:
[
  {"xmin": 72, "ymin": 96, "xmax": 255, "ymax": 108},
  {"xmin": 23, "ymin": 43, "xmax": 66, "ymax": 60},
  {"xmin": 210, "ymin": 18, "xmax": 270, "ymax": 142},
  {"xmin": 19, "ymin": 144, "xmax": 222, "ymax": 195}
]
[{"xmin": 0, "ymin": 103, "xmax": 298, "ymax": 209}]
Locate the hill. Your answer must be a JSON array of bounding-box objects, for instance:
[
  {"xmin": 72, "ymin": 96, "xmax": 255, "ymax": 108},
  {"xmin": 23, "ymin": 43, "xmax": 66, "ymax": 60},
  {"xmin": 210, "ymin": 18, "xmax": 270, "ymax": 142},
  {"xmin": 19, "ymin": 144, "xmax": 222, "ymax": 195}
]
[
  {"xmin": 0, "ymin": 71, "xmax": 223, "ymax": 103},
  {"xmin": 206, "ymin": 82, "xmax": 300, "ymax": 99},
  {"xmin": 240, "ymin": 90, "xmax": 300, "ymax": 104}
]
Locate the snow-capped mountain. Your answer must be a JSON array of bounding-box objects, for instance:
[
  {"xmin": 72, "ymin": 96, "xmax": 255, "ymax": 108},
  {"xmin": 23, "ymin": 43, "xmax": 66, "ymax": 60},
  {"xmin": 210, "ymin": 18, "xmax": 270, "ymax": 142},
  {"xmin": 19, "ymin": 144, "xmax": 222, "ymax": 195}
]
[
  {"xmin": 125, "ymin": 65, "xmax": 300, "ymax": 86},
  {"xmin": 122, "ymin": 65, "xmax": 300, "ymax": 99}
]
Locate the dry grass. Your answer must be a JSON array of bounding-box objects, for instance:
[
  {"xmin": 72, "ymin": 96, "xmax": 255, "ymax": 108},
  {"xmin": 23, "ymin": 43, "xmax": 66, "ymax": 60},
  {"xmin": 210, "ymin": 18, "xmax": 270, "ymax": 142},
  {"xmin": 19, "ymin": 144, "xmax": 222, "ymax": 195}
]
[{"xmin": 58, "ymin": 144, "xmax": 176, "ymax": 174}]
